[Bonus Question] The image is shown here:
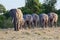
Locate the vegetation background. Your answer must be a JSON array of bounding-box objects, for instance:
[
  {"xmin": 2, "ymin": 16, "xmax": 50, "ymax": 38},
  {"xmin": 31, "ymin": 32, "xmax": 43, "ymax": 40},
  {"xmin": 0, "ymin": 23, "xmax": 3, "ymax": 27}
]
[{"xmin": 0, "ymin": 0, "xmax": 60, "ymax": 28}]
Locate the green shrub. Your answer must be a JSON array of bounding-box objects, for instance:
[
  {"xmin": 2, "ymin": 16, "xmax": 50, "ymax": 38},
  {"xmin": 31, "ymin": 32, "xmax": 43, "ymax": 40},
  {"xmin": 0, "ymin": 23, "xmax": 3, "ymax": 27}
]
[{"xmin": 0, "ymin": 15, "xmax": 13, "ymax": 28}]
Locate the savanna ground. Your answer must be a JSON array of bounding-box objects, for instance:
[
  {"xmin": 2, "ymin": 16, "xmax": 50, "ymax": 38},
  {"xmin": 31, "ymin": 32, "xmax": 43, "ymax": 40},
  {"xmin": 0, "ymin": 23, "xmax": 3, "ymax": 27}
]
[{"xmin": 0, "ymin": 27, "xmax": 60, "ymax": 40}]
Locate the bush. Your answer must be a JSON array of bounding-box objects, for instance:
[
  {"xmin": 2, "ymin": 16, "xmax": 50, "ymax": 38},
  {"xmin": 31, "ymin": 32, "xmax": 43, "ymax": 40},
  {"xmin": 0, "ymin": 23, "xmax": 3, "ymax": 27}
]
[
  {"xmin": 3, "ymin": 18, "xmax": 13, "ymax": 28},
  {"xmin": 3, "ymin": 10, "xmax": 10, "ymax": 19},
  {"xmin": 0, "ymin": 15, "xmax": 13, "ymax": 28}
]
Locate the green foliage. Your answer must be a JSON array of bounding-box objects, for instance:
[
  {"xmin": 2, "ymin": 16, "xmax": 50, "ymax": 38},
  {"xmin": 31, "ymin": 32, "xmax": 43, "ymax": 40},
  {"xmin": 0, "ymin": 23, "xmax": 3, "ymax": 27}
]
[
  {"xmin": 0, "ymin": 15, "xmax": 13, "ymax": 28},
  {"xmin": 57, "ymin": 12, "xmax": 60, "ymax": 26},
  {"xmin": 56, "ymin": 9, "xmax": 60, "ymax": 15},
  {"xmin": 0, "ymin": 15, "xmax": 5, "ymax": 28},
  {"xmin": 56, "ymin": 9, "xmax": 60, "ymax": 25},
  {"xmin": 42, "ymin": 0, "xmax": 57, "ymax": 13},
  {"xmin": 3, "ymin": 10, "xmax": 10, "ymax": 19},
  {"xmin": 42, "ymin": 3, "xmax": 52, "ymax": 13},
  {"xmin": 0, "ymin": 4, "xmax": 6, "ymax": 13},
  {"xmin": 25, "ymin": 0, "xmax": 42, "ymax": 14},
  {"xmin": 44, "ymin": 0, "xmax": 56, "ymax": 5},
  {"xmin": 18, "ymin": 7, "xmax": 33, "ymax": 14},
  {"xmin": 2, "ymin": 18, "xmax": 13, "ymax": 28}
]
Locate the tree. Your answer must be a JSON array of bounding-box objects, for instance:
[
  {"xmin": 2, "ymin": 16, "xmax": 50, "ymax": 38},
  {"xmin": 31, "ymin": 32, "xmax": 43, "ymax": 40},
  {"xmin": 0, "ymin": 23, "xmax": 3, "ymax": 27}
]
[
  {"xmin": 56, "ymin": 9, "xmax": 60, "ymax": 15},
  {"xmin": 0, "ymin": 15, "xmax": 13, "ymax": 28},
  {"xmin": 0, "ymin": 4, "xmax": 6, "ymax": 13},
  {"xmin": 3, "ymin": 10, "xmax": 10, "ymax": 19},
  {"xmin": 18, "ymin": 7, "xmax": 33, "ymax": 14},
  {"xmin": 25, "ymin": 0, "xmax": 42, "ymax": 14},
  {"xmin": 42, "ymin": 0, "xmax": 57, "ymax": 13}
]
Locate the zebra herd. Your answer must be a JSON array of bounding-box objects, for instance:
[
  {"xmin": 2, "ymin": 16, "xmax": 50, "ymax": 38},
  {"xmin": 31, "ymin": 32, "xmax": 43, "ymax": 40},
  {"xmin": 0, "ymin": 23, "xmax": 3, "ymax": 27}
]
[{"xmin": 9, "ymin": 9, "xmax": 58, "ymax": 31}]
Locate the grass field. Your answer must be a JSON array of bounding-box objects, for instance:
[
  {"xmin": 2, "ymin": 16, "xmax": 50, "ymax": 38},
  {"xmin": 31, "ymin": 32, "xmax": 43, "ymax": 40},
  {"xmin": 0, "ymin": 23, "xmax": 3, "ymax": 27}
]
[{"xmin": 0, "ymin": 27, "xmax": 60, "ymax": 40}]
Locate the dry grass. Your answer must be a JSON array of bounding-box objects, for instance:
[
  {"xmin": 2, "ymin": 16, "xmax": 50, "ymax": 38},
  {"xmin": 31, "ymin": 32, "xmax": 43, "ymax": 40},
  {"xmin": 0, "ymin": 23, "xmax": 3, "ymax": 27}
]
[{"xmin": 0, "ymin": 27, "xmax": 60, "ymax": 40}]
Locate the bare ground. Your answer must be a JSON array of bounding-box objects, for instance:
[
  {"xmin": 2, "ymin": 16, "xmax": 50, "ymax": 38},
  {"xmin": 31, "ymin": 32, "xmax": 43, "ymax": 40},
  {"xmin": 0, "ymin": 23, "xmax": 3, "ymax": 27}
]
[{"xmin": 0, "ymin": 27, "xmax": 60, "ymax": 40}]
